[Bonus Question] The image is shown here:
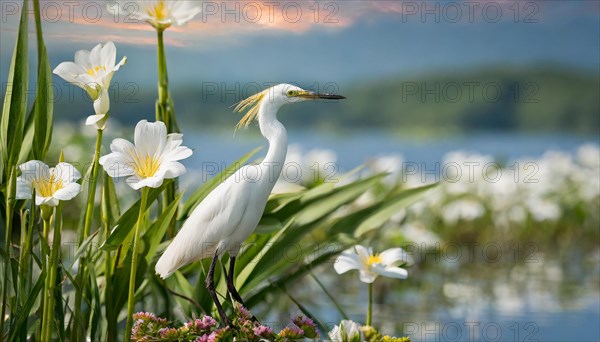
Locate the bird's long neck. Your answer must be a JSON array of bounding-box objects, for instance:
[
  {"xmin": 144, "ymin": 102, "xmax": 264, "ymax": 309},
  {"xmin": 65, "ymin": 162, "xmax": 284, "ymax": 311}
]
[{"xmin": 258, "ymin": 101, "xmax": 288, "ymax": 186}]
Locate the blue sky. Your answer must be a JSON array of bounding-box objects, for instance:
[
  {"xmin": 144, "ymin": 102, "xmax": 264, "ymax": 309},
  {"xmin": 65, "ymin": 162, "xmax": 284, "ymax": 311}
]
[{"xmin": 1, "ymin": 1, "xmax": 599, "ymax": 88}]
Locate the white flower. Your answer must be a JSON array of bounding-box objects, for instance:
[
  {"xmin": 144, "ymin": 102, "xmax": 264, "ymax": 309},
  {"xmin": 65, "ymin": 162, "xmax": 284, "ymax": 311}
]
[
  {"xmin": 16, "ymin": 161, "xmax": 81, "ymax": 207},
  {"xmin": 53, "ymin": 42, "xmax": 127, "ymax": 127},
  {"xmin": 441, "ymin": 199, "xmax": 485, "ymax": 225},
  {"xmin": 334, "ymin": 245, "xmax": 410, "ymax": 283},
  {"xmin": 99, "ymin": 120, "xmax": 192, "ymax": 190},
  {"xmin": 328, "ymin": 320, "xmax": 362, "ymax": 342},
  {"xmin": 108, "ymin": 1, "xmax": 202, "ymax": 30}
]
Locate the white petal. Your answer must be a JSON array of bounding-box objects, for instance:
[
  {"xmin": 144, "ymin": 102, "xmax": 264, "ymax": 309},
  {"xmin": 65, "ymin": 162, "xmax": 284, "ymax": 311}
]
[
  {"xmin": 171, "ymin": 1, "xmax": 202, "ymax": 25},
  {"xmin": 16, "ymin": 177, "xmax": 32, "ymax": 199},
  {"xmin": 160, "ymin": 162, "xmax": 186, "ymax": 179},
  {"xmin": 165, "ymin": 133, "xmax": 184, "ymax": 149},
  {"xmin": 93, "ymin": 89, "xmax": 110, "ymax": 115},
  {"xmin": 110, "ymin": 138, "xmax": 135, "ymax": 154},
  {"xmin": 37, "ymin": 195, "xmax": 58, "ymax": 207},
  {"xmin": 113, "ymin": 56, "xmax": 127, "ymax": 72},
  {"xmin": 127, "ymin": 174, "xmax": 164, "ymax": 190},
  {"xmin": 333, "ymin": 253, "xmax": 361, "ymax": 274},
  {"xmin": 53, "ymin": 183, "xmax": 81, "ymax": 201},
  {"xmin": 101, "ymin": 41, "xmax": 117, "ymax": 69},
  {"xmin": 86, "ymin": 114, "xmax": 107, "ymax": 129},
  {"xmin": 90, "ymin": 43, "xmax": 103, "ymax": 69},
  {"xmin": 53, "ymin": 162, "xmax": 81, "ymax": 183},
  {"xmin": 19, "ymin": 160, "xmax": 49, "ymax": 182},
  {"xmin": 74, "ymin": 49, "xmax": 93, "ymax": 70},
  {"xmin": 353, "ymin": 245, "xmax": 372, "ymax": 262},
  {"xmin": 53, "ymin": 62, "xmax": 86, "ymax": 86},
  {"xmin": 100, "ymin": 153, "xmax": 135, "ymax": 178},
  {"xmin": 371, "ymin": 264, "xmax": 408, "ymax": 279},
  {"xmin": 111, "ymin": 1, "xmax": 152, "ymax": 21},
  {"xmin": 358, "ymin": 269, "xmax": 378, "ymax": 283},
  {"xmin": 134, "ymin": 120, "xmax": 167, "ymax": 156},
  {"xmin": 379, "ymin": 247, "xmax": 410, "ymax": 267},
  {"xmin": 163, "ymin": 146, "xmax": 192, "ymax": 162}
]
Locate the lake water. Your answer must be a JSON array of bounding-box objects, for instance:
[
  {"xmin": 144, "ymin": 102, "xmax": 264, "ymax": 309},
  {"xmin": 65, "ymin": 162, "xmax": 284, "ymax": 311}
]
[
  {"xmin": 184, "ymin": 131, "xmax": 599, "ymax": 341},
  {"xmin": 184, "ymin": 130, "xmax": 598, "ymax": 170}
]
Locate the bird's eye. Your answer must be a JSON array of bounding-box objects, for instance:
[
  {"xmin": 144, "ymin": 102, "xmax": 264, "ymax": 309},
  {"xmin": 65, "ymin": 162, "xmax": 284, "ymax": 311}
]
[{"xmin": 287, "ymin": 90, "xmax": 295, "ymax": 96}]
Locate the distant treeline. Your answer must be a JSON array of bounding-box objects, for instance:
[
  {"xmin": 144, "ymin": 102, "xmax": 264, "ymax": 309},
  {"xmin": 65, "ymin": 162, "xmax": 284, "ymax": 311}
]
[{"xmin": 48, "ymin": 66, "xmax": 599, "ymax": 134}]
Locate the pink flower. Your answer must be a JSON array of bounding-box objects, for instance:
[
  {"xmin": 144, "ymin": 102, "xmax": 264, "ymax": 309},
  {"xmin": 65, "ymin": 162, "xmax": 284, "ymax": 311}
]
[
  {"xmin": 237, "ymin": 303, "xmax": 252, "ymax": 320},
  {"xmin": 186, "ymin": 316, "xmax": 217, "ymax": 332},
  {"xmin": 194, "ymin": 335, "xmax": 209, "ymax": 342},
  {"xmin": 279, "ymin": 324, "xmax": 305, "ymax": 339},
  {"xmin": 292, "ymin": 316, "xmax": 318, "ymax": 338},
  {"xmin": 253, "ymin": 325, "xmax": 274, "ymax": 337}
]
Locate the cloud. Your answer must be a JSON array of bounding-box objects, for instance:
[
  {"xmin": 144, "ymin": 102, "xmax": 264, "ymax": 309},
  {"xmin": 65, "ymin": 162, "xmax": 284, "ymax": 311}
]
[{"xmin": 1, "ymin": 0, "xmax": 595, "ymax": 50}]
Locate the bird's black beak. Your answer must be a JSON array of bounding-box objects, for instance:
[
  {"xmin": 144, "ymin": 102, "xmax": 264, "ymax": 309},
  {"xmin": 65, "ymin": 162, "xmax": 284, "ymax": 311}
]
[{"xmin": 297, "ymin": 91, "xmax": 346, "ymax": 100}]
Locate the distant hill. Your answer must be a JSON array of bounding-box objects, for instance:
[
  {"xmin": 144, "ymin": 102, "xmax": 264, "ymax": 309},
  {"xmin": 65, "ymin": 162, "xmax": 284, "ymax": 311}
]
[{"xmin": 49, "ymin": 66, "xmax": 599, "ymax": 135}]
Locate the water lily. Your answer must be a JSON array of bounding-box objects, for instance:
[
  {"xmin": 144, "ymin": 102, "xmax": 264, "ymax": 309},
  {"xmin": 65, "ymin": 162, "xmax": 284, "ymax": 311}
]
[
  {"xmin": 108, "ymin": 0, "xmax": 202, "ymax": 31},
  {"xmin": 328, "ymin": 320, "xmax": 362, "ymax": 342},
  {"xmin": 53, "ymin": 42, "xmax": 127, "ymax": 127},
  {"xmin": 334, "ymin": 245, "xmax": 410, "ymax": 283},
  {"xmin": 99, "ymin": 120, "xmax": 192, "ymax": 190},
  {"xmin": 16, "ymin": 160, "xmax": 81, "ymax": 207}
]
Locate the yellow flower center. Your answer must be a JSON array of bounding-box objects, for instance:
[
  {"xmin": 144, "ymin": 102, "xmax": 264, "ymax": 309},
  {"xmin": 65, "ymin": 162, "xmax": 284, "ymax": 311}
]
[
  {"xmin": 148, "ymin": 0, "xmax": 168, "ymax": 20},
  {"xmin": 366, "ymin": 254, "xmax": 382, "ymax": 266},
  {"xmin": 86, "ymin": 65, "xmax": 106, "ymax": 76},
  {"xmin": 33, "ymin": 174, "xmax": 63, "ymax": 198},
  {"xmin": 131, "ymin": 153, "xmax": 161, "ymax": 178}
]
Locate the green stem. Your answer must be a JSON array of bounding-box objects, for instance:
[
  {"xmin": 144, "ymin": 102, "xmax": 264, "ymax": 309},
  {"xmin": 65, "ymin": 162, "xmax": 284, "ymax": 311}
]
[
  {"xmin": 124, "ymin": 187, "xmax": 149, "ymax": 342},
  {"xmin": 73, "ymin": 128, "xmax": 103, "ymax": 340},
  {"xmin": 33, "ymin": 0, "xmax": 43, "ymax": 66},
  {"xmin": 156, "ymin": 29, "xmax": 168, "ymax": 126},
  {"xmin": 156, "ymin": 28, "xmax": 178, "ymax": 237},
  {"xmin": 39, "ymin": 214, "xmax": 50, "ymax": 340},
  {"xmin": 1, "ymin": 167, "xmax": 16, "ymax": 337},
  {"xmin": 43, "ymin": 204, "xmax": 62, "ymax": 341},
  {"xmin": 101, "ymin": 174, "xmax": 117, "ymax": 341},
  {"xmin": 367, "ymin": 282, "xmax": 373, "ymax": 327},
  {"xmin": 82, "ymin": 128, "xmax": 103, "ymax": 242},
  {"xmin": 18, "ymin": 196, "xmax": 36, "ymax": 302}
]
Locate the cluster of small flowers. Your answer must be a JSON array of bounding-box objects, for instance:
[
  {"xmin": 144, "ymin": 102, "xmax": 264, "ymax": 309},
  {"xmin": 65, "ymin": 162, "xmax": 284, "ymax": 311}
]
[
  {"xmin": 359, "ymin": 144, "xmax": 600, "ymax": 230},
  {"xmin": 328, "ymin": 320, "xmax": 410, "ymax": 342},
  {"xmin": 130, "ymin": 306, "xmax": 318, "ymax": 341},
  {"xmin": 131, "ymin": 311, "xmax": 223, "ymax": 341}
]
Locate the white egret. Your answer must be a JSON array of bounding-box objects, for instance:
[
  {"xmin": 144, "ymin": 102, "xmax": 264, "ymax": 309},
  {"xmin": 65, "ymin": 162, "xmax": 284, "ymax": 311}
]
[{"xmin": 155, "ymin": 83, "xmax": 345, "ymax": 325}]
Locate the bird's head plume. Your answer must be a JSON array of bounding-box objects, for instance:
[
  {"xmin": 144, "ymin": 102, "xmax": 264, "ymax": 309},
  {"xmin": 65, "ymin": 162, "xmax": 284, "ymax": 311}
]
[
  {"xmin": 233, "ymin": 89, "xmax": 268, "ymax": 130},
  {"xmin": 233, "ymin": 84, "xmax": 346, "ymax": 130}
]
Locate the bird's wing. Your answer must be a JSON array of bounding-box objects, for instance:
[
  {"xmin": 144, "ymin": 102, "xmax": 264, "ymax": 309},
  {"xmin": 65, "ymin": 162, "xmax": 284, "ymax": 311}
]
[{"xmin": 155, "ymin": 172, "xmax": 252, "ymax": 278}]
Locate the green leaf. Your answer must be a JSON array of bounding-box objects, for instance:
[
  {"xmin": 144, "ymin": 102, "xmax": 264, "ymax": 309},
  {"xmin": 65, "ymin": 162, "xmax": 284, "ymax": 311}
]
[
  {"xmin": 101, "ymin": 172, "xmax": 121, "ymax": 227},
  {"xmin": 8, "ymin": 269, "xmax": 44, "ymax": 341},
  {"xmin": 143, "ymin": 192, "xmax": 183, "ymax": 265},
  {"xmin": 293, "ymin": 174, "xmax": 385, "ymax": 226},
  {"xmin": 100, "ymin": 182, "xmax": 170, "ymax": 250},
  {"xmin": 88, "ymin": 265, "xmax": 102, "ymax": 342},
  {"xmin": 179, "ymin": 147, "xmax": 262, "ymax": 219},
  {"xmin": 235, "ymin": 219, "xmax": 294, "ymax": 288},
  {"xmin": 70, "ymin": 230, "xmax": 100, "ymax": 271},
  {"xmin": 255, "ymin": 216, "xmax": 283, "ymax": 234},
  {"xmin": 281, "ymin": 288, "xmax": 329, "ymax": 335},
  {"xmin": 353, "ymin": 183, "xmax": 438, "ymax": 237},
  {"xmin": 244, "ymin": 247, "xmax": 344, "ymax": 308},
  {"xmin": 0, "ymin": 0, "xmax": 29, "ymax": 182},
  {"xmin": 32, "ymin": 43, "xmax": 53, "ymax": 160}
]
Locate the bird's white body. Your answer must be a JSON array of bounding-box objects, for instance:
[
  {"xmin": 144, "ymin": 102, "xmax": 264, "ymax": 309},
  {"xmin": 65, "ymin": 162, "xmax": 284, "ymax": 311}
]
[{"xmin": 155, "ymin": 85, "xmax": 290, "ymax": 278}]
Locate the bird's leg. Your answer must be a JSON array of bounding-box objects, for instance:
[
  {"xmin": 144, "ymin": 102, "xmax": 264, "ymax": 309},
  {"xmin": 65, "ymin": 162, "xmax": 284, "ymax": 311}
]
[
  {"xmin": 205, "ymin": 251, "xmax": 232, "ymax": 328},
  {"xmin": 227, "ymin": 256, "xmax": 259, "ymax": 323},
  {"xmin": 226, "ymin": 256, "xmax": 245, "ymax": 305}
]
